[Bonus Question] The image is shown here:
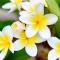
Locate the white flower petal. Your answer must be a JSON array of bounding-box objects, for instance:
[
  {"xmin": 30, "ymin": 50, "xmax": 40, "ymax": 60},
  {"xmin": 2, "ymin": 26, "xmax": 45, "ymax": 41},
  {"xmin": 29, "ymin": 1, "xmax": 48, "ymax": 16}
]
[
  {"xmin": 11, "ymin": 21, "xmax": 25, "ymax": 38},
  {"xmin": 8, "ymin": 7, "xmax": 16, "ymax": 13},
  {"xmin": 26, "ymin": 25, "xmax": 38, "ymax": 38},
  {"xmin": 19, "ymin": 11, "xmax": 31, "ymax": 24},
  {"xmin": 22, "ymin": 2, "xmax": 31, "ymax": 12},
  {"xmin": 10, "ymin": 0, "xmax": 15, "ymax": 3},
  {"xmin": 45, "ymin": 14, "xmax": 58, "ymax": 25},
  {"xmin": 9, "ymin": 43, "xmax": 14, "ymax": 53},
  {"xmin": 36, "ymin": 36, "xmax": 46, "ymax": 43},
  {"xmin": 2, "ymin": 26, "xmax": 13, "ymax": 41},
  {"xmin": 30, "ymin": 0, "xmax": 47, "ymax": 7},
  {"xmin": 39, "ymin": 26, "xmax": 51, "ymax": 39},
  {"xmin": 2, "ymin": 3, "xmax": 12, "ymax": 9},
  {"xmin": 30, "ymin": 0, "xmax": 44, "ymax": 4},
  {"xmin": 0, "ymin": 48, "xmax": 8, "ymax": 60},
  {"xmin": 47, "ymin": 37, "xmax": 60, "ymax": 48},
  {"xmin": 25, "ymin": 44, "xmax": 37, "ymax": 57},
  {"xmin": 13, "ymin": 40, "xmax": 24, "ymax": 51},
  {"xmin": 48, "ymin": 49, "xmax": 59, "ymax": 60},
  {"xmin": 35, "ymin": 3, "xmax": 44, "ymax": 14}
]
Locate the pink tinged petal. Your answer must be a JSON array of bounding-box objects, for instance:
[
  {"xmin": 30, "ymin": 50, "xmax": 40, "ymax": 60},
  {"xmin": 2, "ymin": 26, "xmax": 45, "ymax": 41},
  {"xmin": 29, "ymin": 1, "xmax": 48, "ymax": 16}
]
[
  {"xmin": 25, "ymin": 44, "xmax": 37, "ymax": 57},
  {"xmin": 45, "ymin": 14, "xmax": 58, "ymax": 25},
  {"xmin": 2, "ymin": 26, "xmax": 13, "ymax": 41},
  {"xmin": 26, "ymin": 25, "xmax": 38, "ymax": 38},
  {"xmin": 19, "ymin": 11, "xmax": 31, "ymax": 24},
  {"xmin": 48, "ymin": 49, "xmax": 59, "ymax": 60},
  {"xmin": 13, "ymin": 40, "xmax": 24, "ymax": 51},
  {"xmin": 39, "ymin": 26, "xmax": 51, "ymax": 39},
  {"xmin": 0, "ymin": 48, "xmax": 8, "ymax": 60},
  {"xmin": 47, "ymin": 37, "xmax": 60, "ymax": 49}
]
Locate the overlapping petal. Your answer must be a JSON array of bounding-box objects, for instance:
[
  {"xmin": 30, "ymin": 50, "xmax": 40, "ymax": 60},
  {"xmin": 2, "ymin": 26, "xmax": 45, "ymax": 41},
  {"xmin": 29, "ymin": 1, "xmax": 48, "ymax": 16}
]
[
  {"xmin": 45, "ymin": 14, "xmax": 58, "ymax": 25},
  {"xmin": 25, "ymin": 44, "xmax": 37, "ymax": 57},
  {"xmin": 39, "ymin": 26, "xmax": 51, "ymax": 39},
  {"xmin": 47, "ymin": 37, "xmax": 60, "ymax": 49},
  {"xmin": 48, "ymin": 49, "xmax": 60, "ymax": 60}
]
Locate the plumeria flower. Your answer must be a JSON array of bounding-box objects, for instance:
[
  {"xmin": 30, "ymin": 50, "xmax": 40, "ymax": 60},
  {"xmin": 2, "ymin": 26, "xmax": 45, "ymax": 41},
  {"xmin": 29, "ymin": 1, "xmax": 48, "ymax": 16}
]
[
  {"xmin": 13, "ymin": 30, "xmax": 46, "ymax": 57},
  {"xmin": 2, "ymin": 0, "xmax": 24, "ymax": 13},
  {"xmin": 30, "ymin": 0, "xmax": 47, "ymax": 7},
  {"xmin": 47, "ymin": 37, "xmax": 60, "ymax": 60},
  {"xmin": 0, "ymin": 26, "xmax": 14, "ymax": 60},
  {"xmin": 22, "ymin": 0, "xmax": 47, "ymax": 13},
  {"xmin": 11, "ymin": 21, "xmax": 25, "ymax": 38},
  {"xmin": 19, "ymin": 4, "xmax": 58, "ymax": 39}
]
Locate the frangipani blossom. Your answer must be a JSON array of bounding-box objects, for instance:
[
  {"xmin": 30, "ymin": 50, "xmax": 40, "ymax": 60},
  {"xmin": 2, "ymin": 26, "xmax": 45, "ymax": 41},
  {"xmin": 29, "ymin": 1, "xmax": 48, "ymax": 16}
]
[
  {"xmin": 11, "ymin": 21, "xmax": 25, "ymax": 38},
  {"xmin": 30, "ymin": 0, "xmax": 47, "ymax": 7},
  {"xmin": 13, "ymin": 30, "xmax": 46, "ymax": 57},
  {"xmin": 19, "ymin": 4, "xmax": 58, "ymax": 39},
  {"xmin": 48, "ymin": 37, "xmax": 60, "ymax": 60},
  {"xmin": 2, "ymin": 0, "xmax": 24, "ymax": 12},
  {"xmin": 47, "ymin": 37, "xmax": 60, "ymax": 60},
  {"xmin": 0, "ymin": 26, "xmax": 14, "ymax": 60},
  {"xmin": 22, "ymin": 0, "xmax": 44, "ymax": 13}
]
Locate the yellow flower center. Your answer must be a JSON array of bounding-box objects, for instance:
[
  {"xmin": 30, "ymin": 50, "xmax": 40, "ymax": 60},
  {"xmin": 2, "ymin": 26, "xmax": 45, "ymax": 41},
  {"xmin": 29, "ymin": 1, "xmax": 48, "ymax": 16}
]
[
  {"xmin": 30, "ymin": 12, "xmax": 48, "ymax": 30},
  {"xmin": 55, "ymin": 42, "xmax": 60, "ymax": 55},
  {"xmin": 0, "ymin": 33, "xmax": 12, "ymax": 49},
  {"xmin": 19, "ymin": 31, "xmax": 39, "ymax": 46},
  {"xmin": 15, "ymin": 0, "xmax": 22, "ymax": 4}
]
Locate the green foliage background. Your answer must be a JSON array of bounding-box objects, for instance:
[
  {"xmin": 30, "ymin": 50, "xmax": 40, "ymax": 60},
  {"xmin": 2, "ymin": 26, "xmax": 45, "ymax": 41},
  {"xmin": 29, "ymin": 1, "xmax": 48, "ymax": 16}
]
[{"xmin": 0, "ymin": 0, "xmax": 60, "ymax": 60}]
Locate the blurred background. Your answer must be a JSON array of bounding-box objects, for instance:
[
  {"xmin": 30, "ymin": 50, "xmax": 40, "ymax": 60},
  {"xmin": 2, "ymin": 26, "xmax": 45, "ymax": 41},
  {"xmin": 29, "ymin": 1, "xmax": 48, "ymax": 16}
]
[{"xmin": 0, "ymin": 0, "xmax": 60, "ymax": 60}]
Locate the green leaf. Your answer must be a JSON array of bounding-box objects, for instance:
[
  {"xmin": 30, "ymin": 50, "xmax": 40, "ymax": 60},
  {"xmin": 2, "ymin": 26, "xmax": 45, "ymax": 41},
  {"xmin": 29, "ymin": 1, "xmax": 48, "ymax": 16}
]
[
  {"xmin": 46, "ymin": 0, "xmax": 60, "ymax": 16},
  {"xmin": 0, "ymin": 20, "xmax": 14, "ymax": 30},
  {"xmin": 45, "ymin": 0, "xmax": 60, "ymax": 38},
  {"xmin": 4, "ymin": 49, "xmax": 29, "ymax": 60},
  {"xmin": 0, "ymin": 0, "xmax": 9, "ymax": 7}
]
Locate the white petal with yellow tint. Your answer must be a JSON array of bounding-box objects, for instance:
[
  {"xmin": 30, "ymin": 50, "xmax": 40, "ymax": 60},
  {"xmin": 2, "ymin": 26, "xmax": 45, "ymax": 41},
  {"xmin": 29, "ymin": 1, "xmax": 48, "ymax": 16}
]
[
  {"xmin": 19, "ymin": 11, "xmax": 31, "ymax": 24},
  {"xmin": 48, "ymin": 49, "xmax": 59, "ymax": 60},
  {"xmin": 8, "ymin": 6, "xmax": 16, "ymax": 13},
  {"xmin": 11, "ymin": 21, "xmax": 25, "ymax": 30},
  {"xmin": 10, "ymin": 0, "xmax": 15, "ymax": 3},
  {"xmin": 47, "ymin": 37, "xmax": 60, "ymax": 49},
  {"xmin": 13, "ymin": 40, "xmax": 24, "ymax": 51},
  {"xmin": 11, "ymin": 21, "xmax": 25, "ymax": 38},
  {"xmin": 2, "ymin": 26, "xmax": 13, "ymax": 40},
  {"xmin": 35, "ymin": 3, "xmax": 44, "ymax": 14},
  {"xmin": 39, "ymin": 26, "xmax": 51, "ymax": 39},
  {"xmin": 26, "ymin": 25, "xmax": 38, "ymax": 38},
  {"xmin": 25, "ymin": 44, "xmax": 37, "ymax": 57},
  {"xmin": 45, "ymin": 14, "xmax": 58, "ymax": 25},
  {"xmin": 9, "ymin": 43, "xmax": 14, "ymax": 53},
  {"xmin": 0, "ymin": 48, "xmax": 8, "ymax": 60},
  {"xmin": 22, "ymin": 2, "xmax": 31, "ymax": 12},
  {"xmin": 36, "ymin": 36, "xmax": 46, "ymax": 43},
  {"xmin": 30, "ymin": 0, "xmax": 44, "ymax": 4},
  {"xmin": 30, "ymin": 0, "xmax": 47, "ymax": 7},
  {"xmin": 2, "ymin": 3, "xmax": 12, "ymax": 9}
]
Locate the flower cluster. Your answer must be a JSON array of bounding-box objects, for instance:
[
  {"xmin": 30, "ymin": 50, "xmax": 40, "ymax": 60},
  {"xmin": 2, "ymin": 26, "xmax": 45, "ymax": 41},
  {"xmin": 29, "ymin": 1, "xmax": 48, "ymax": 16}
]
[{"xmin": 1, "ymin": 0, "xmax": 59, "ymax": 60}]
